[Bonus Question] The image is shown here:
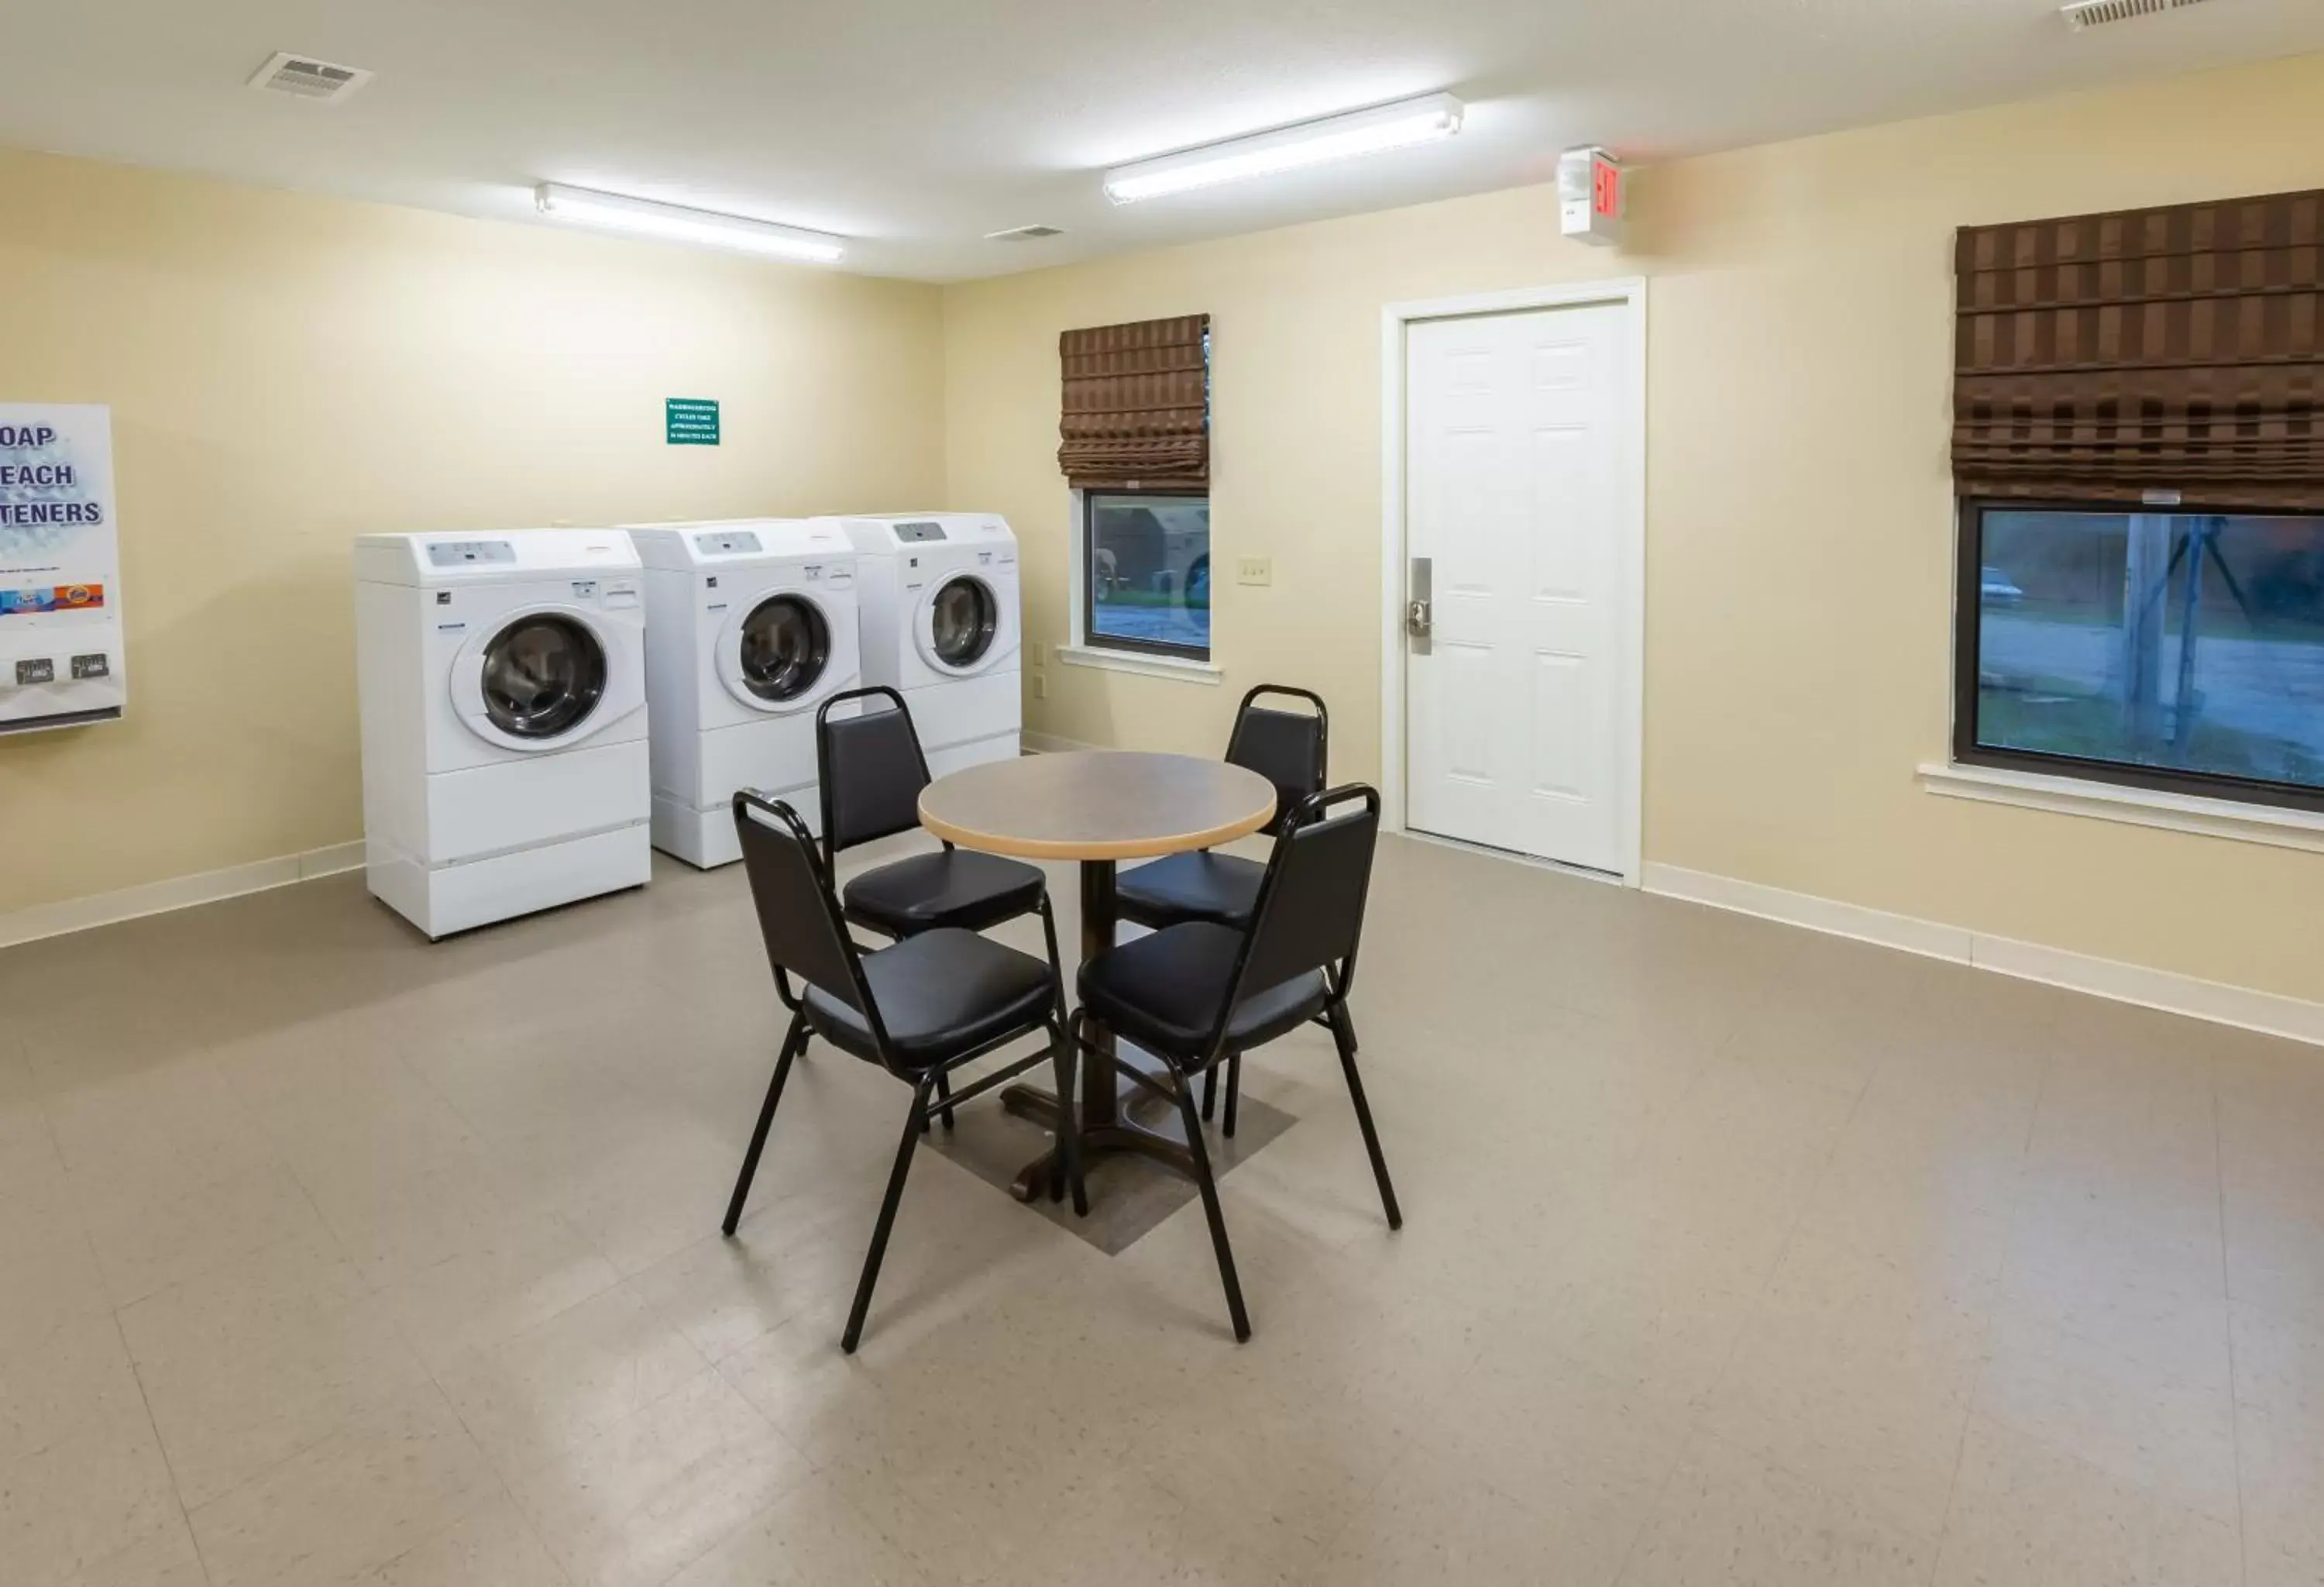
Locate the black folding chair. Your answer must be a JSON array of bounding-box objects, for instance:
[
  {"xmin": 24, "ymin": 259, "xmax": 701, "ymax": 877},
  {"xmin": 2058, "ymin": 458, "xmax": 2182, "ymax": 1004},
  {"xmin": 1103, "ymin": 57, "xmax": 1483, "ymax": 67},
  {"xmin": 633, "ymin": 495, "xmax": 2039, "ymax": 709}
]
[
  {"xmin": 1075, "ymin": 783, "xmax": 1400, "ymax": 1341},
  {"xmin": 816, "ymin": 686, "xmax": 1056, "ymax": 1130},
  {"xmin": 817, "ymin": 685, "xmax": 1051, "ymax": 940},
  {"xmin": 723, "ymin": 793, "xmax": 1085, "ymax": 1354},
  {"xmin": 1115, "ymin": 685, "xmax": 1329, "ymax": 1133}
]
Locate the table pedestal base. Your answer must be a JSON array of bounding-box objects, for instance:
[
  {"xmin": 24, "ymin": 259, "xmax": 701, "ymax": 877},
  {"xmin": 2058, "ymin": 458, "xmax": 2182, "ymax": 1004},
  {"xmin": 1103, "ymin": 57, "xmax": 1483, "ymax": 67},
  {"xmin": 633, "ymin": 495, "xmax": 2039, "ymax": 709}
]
[
  {"xmin": 999, "ymin": 1058, "xmax": 1196, "ymax": 1201},
  {"xmin": 996, "ymin": 854, "xmax": 1216, "ymax": 1203}
]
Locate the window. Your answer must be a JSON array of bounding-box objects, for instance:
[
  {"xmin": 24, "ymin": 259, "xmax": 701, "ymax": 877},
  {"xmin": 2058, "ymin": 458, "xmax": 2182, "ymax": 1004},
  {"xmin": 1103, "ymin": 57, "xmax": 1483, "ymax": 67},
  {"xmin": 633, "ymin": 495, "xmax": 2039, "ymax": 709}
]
[
  {"xmin": 1057, "ymin": 315, "xmax": 1212, "ymax": 666},
  {"xmin": 1948, "ymin": 190, "xmax": 2324, "ymax": 815},
  {"xmin": 1956, "ymin": 502, "xmax": 2324, "ymax": 811},
  {"xmin": 1082, "ymin": 492, "xmax": 1210, "ymax": 660}
]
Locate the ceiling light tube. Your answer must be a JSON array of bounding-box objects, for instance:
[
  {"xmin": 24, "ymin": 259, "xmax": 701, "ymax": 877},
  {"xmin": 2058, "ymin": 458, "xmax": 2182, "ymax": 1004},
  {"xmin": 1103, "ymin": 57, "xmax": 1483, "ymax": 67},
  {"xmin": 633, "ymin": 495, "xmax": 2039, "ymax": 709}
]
[
  {"xmin": 533, "ymin": 183, "xmax": 847, "ymax": 264},
  {"xmin": 1103, "ymin": 91, "xmax": 1465, "ymax": 205}
]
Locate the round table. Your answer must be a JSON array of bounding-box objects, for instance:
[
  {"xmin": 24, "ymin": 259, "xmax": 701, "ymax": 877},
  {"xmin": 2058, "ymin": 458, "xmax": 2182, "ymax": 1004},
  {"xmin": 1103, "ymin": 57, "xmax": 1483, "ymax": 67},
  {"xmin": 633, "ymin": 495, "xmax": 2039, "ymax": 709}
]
[{"xmin": 919, "ymin": 750, "xmax": 1277, "ymax": 1200}]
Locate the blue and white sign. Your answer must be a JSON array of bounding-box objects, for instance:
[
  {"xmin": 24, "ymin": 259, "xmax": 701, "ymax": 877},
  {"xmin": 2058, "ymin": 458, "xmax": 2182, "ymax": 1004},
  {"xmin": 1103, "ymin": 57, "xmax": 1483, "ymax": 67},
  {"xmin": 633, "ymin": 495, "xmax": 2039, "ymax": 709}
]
[{"xmin": 0, "ymin": 404, "xmax": 125, "ymax": 732}]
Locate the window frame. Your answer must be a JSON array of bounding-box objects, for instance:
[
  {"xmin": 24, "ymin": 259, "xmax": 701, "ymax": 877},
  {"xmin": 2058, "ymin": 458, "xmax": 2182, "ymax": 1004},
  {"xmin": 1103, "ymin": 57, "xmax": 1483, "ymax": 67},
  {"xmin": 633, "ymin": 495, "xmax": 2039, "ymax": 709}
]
[
  {"xmin": 1077, "ymin": 487, "xmax": 1213, "ymax": 663},
  {"xmin": 1953, "ymin": 494, "xmax": 2324, "ymax": 818}
]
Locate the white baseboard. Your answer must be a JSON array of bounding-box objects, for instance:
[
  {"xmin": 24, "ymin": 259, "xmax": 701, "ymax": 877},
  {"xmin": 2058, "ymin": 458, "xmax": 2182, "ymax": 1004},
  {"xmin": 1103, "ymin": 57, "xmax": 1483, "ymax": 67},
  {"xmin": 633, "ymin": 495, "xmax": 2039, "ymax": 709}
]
[
  {"xmin": 1642, "ymin": 861, "xmax": 2324, "ymax": 1049},
  {"xmin": 1642, "ymin": 864, "xmax": 1976, "ymax": 961},
  {"xmin": 1021, "ymin": 730, "xmax": 1104, "ymax": 755},
  {"xmin": 0, "ymin": 841, "xmax": 366, "ymax": 951}
]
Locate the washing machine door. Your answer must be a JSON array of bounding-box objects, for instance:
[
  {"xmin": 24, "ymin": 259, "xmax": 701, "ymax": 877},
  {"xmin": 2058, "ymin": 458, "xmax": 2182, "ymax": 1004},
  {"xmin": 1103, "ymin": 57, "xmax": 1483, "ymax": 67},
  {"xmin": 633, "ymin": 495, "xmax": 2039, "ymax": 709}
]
[
  {"xmin": 717, "ymin": 590, "xmax": 844, "ymax": 714},
  {"xmin": 451, "ymin": 604, "xmax": 637, "ymax": 752},
  {"xmin": 914, "ymin": 571, "xmax": 1015, "ymax": 677}
]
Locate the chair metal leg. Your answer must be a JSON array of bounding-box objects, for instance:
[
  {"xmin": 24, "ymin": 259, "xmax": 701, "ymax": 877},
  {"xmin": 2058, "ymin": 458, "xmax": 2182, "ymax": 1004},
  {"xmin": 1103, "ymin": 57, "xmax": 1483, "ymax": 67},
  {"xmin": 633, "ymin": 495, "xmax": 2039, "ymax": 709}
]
[
  {"xmin": 1173, "ymin": 1079, "xmax": 1250, "ymax": 1341},
  {"xmin": 1328, "ymin": 1003, "xmax": 1401, "ymax": 1231},
  {"xmin": 1222, "ymin": 1052, "xmax": 1243, "ymax": 1139},
  {"xmin": 1039, "ymin": 897, "xmax": 1086, "ymax": 1214},
  {"xmin": 722, "ymin": 1014, "xmax": 804, "ymax": 1237},
  {"xmin": 1037, "ymin": 896, "xmax": 1071, "ymax": 1039},
  {"xmin": 1049, "ymin": 1021, "xmax": 1088, "ymax": 1217},
  {"xmin": 843, "ymin": 1079, "xmax": 933, "ymax": 1354},
  {"xmin": 928, "ymin": 1069, "xmax": 954, "ymax": 1134},
  {"xmin": 1201, "ymin": 1065, "xmax": 1219, "ymax": 1122}
]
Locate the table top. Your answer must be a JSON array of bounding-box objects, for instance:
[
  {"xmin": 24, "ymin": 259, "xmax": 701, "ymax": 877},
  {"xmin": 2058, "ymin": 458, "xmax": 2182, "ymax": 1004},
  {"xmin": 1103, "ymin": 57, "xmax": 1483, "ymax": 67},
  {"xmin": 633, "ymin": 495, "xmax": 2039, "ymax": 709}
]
[{"xmin": 918, "ymin": 751, "xmax": 1277, "ymax": 862}]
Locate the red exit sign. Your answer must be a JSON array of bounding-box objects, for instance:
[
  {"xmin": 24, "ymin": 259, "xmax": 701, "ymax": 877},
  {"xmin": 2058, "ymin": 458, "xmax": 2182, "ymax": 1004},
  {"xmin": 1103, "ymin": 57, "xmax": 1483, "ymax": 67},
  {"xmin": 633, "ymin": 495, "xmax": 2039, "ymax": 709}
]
[{"xmin": 1558, "ymin": 146, "xmax": 1625, "ymax": 246}]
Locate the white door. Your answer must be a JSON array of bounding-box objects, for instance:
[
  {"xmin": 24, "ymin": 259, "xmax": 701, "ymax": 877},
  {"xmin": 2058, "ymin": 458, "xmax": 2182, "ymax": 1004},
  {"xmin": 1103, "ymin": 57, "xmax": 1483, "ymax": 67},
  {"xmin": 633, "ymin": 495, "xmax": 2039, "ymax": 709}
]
[{"xmin": 1403, "ymin": 301, "xmax": 1633, "ymax": 872}]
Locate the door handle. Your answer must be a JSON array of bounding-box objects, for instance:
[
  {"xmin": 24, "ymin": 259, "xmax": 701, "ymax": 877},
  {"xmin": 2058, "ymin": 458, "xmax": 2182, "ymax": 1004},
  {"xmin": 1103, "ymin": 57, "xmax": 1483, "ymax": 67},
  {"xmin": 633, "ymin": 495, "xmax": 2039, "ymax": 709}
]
[
  {"xmin": 1405, "ymin": 598, "xmax": 1432, "ymax": 638},
  {"xmin": 1406, "ymin": 556, "xmax": 1432, "ymax": 647}
]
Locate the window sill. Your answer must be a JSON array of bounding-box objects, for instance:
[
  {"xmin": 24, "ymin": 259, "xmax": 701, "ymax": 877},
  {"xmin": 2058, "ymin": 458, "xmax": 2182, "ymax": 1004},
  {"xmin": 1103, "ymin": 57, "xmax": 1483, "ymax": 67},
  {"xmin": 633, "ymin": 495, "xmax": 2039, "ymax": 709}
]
[
  {"xmin": 1917, "ymin": 760, "xmax": 2324, "ymax": 855},
  {"xmin": 1057, "ymin": 645, "xmax": 1223, "ymax": 684}
]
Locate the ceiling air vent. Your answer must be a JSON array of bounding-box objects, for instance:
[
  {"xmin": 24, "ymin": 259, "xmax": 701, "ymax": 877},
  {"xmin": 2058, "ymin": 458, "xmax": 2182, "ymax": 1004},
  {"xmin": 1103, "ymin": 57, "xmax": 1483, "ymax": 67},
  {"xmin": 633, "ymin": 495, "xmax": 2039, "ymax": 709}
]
[
  {"xmin": 2059, "ymin": 0, "xmax": 2213, "ymax": 30},
  {"xmin": 247, "ymin": 52, "xmax": 373, "ymax": 102},
  {"xmin": 985, "ymin": 225, "xmax": 1064, "ymax": 242}
]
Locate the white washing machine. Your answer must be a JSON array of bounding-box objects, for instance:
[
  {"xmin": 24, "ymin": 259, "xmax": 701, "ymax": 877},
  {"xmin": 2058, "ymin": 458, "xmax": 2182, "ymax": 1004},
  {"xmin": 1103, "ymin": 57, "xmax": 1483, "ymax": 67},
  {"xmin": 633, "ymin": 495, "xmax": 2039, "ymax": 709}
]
[
  {"xmin": 352, "ymin": 528, "xmax": 651, "ymax": 938},
  {"xmin": 627, "ymin": 518, "xmax": 861, "ymax": 867},
  {"xmin": 823, "ymin": 513, "xmax": 1020, "ymax": 776}
]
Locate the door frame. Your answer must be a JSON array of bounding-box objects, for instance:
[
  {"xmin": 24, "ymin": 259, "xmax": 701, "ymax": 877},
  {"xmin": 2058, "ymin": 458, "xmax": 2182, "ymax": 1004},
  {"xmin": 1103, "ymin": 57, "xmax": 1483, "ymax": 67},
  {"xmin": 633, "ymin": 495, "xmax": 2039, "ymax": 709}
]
[{"xmin": 1378, "ymin": 277, "xmax": 1648, "ymax": 885}]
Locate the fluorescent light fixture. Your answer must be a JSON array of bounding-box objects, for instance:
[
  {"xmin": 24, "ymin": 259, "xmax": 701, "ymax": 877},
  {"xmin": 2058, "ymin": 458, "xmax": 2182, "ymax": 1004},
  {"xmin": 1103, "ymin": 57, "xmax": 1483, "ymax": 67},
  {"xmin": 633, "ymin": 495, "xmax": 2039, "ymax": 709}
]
[
  {"xmin": 1103, "ymin": 91, "xmax": 1464, "ymax": 205},
  {"xmin": 533, "ymin": 183, "xmax": 846, "ymax": 264}
]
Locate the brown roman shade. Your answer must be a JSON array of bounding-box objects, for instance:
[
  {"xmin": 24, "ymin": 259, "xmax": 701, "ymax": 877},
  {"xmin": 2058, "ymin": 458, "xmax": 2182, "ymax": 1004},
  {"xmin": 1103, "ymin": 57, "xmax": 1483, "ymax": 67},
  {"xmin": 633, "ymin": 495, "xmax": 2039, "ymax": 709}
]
[
  {"xmin": 1057, "ymin": 314, "xmax": 1209, "ymax": 490},
  {"xmin": 1953, "ymin": 188, "xmax": 2324, "ymax": 508}
]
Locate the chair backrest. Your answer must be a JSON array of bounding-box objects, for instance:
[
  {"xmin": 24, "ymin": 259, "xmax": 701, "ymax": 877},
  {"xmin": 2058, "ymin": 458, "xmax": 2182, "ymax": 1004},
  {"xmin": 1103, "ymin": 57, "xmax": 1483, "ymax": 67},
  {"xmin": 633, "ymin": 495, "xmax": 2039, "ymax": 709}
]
[
  {"xmin": 816, "ymin": 686, "xmax": 934, "ymax": 867},
  {"xmin": 731, "ymin": 792, "xmax": 882, "ymax": 1036},
  {"xmin": 1224, "ymin": 686, "xmax": 1328, "ymax": 835},
  {"xmin": 1215, "ymin": 784, "xmax": 1380, "ymax": 1050}
]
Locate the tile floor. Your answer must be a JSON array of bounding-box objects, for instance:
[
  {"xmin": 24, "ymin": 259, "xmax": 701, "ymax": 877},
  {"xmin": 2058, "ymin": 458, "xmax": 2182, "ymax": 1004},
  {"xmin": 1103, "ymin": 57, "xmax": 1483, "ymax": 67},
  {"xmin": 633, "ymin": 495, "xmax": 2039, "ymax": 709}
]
[{"xmin": 2, "ymin": 831, "xmax": 2322, "ymax": 1586}]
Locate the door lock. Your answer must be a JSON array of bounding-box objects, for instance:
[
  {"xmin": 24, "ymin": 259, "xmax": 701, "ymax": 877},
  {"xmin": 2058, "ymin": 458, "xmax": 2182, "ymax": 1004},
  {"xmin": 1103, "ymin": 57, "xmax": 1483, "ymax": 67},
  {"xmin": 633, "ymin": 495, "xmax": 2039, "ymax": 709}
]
[
  {"xmin": 1405, "ymin": 556, "xmax": 1433, "ymax": 648},
  {"xmin": 1405, "ymin": 599, "xmax": 1432, "ymax": 637}
]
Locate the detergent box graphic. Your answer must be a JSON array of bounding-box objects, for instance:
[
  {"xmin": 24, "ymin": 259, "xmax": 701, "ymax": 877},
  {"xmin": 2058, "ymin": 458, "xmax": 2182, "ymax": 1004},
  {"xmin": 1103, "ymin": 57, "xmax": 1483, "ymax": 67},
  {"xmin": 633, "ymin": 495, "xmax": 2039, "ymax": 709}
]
[{"xmin": 0, "ymin": 584, "xmax": 106, "ymax": 616}]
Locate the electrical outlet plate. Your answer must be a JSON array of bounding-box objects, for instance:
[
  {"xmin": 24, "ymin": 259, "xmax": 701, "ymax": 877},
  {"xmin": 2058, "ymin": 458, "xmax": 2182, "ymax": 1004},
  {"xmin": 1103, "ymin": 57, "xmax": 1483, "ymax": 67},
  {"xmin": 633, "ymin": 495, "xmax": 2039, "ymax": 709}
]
[{"xmin": 1236, "ymin": 556, "xmax": 1273, "ymax": 587}]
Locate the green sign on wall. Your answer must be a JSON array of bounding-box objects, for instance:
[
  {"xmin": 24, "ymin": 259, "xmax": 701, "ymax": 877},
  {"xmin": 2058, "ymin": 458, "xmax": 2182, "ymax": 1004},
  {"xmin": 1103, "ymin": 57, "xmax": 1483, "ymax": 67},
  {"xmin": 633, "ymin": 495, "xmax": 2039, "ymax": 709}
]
[{"xmin": 665, "ymin": 398, "xmax": 720, "ymax": 446}]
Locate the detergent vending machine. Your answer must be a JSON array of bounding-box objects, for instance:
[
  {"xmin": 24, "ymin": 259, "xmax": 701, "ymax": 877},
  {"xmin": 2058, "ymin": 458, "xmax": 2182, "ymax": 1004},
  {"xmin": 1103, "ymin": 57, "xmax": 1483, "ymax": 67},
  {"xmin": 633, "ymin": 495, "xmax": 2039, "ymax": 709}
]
[{"xmin": 0, "ymin": 404, "xmax": 124, "ymax": 734}]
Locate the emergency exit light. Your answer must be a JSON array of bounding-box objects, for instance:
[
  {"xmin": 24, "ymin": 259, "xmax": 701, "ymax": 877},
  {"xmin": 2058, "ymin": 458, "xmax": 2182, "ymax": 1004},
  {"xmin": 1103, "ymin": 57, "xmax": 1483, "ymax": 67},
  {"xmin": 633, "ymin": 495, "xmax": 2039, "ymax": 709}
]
[{"xmin": 1558, "ymin": 147, "xmax": 1625, "ymax": 247}]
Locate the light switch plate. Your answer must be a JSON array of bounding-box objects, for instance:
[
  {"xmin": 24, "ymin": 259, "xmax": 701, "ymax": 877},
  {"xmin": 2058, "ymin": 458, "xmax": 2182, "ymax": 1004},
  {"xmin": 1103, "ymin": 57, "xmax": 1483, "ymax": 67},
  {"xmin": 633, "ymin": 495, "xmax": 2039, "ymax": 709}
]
[
  {"xmin": 1236, "ymin": 556, "xmax": 1273, "ymax": 587},
  {"xmin": 1032, "ymin": 672, "xmax": 1048, "ymax": 700}
]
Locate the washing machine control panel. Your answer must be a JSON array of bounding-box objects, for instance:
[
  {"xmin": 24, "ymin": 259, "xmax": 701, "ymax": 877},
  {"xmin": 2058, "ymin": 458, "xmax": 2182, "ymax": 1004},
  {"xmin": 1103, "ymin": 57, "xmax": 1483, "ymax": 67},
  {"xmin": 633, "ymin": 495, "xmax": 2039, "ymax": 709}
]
[
  {"xmin": 693, "ymin": 530, "xmax": 763, "ymax": 556},
  {"xmin": 426, "ymin": 540, "xmax": 516, "ymax": 567}
]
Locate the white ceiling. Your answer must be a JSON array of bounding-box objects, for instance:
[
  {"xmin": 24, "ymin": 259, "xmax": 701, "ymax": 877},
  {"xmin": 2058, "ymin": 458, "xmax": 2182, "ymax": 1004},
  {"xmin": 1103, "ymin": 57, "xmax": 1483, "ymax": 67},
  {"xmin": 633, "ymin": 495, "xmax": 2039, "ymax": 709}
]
[{"xmin": 5, "ymin": 0, "xmax": 2322, "ymax": 281}]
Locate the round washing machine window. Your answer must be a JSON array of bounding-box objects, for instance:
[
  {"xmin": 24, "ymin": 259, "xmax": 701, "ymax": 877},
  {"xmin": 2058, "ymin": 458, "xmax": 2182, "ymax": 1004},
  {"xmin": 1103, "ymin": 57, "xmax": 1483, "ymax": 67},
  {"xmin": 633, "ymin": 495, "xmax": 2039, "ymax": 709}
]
[
  {"xmin": 737, "ymin": 594, "xmax": 831, "ymax": 702},
  {"xmin": 479, "ymin": 615, "xmax": 607, "ymax": 739},
  {"xmin": 928, "ymin": 576, "xmax": 998, "ymax": 668}
]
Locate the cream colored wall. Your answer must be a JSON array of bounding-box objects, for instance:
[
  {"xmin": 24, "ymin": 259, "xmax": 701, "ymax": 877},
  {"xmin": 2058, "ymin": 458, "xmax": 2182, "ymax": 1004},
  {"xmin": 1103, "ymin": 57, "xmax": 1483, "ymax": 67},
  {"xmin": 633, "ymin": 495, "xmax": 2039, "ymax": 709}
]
[
  {"xmin": 0, "ymin": 147, "xmax": 945, "ymax": 916},
  {"xmin": 943, "ymin": 50, "xmax": 2324, "ymax": 1002},
  {"xmin": 11, "ymin": 52, "xmax": 2322, "ymax": 999}
]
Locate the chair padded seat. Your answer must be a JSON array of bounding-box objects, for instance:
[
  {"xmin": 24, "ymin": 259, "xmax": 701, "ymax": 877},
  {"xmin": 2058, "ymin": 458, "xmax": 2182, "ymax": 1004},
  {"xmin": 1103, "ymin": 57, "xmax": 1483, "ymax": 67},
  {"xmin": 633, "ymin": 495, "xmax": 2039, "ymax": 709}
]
[
  {"xmin": 842, "ymin": 849, "xmax": 1046, "ymax": 938},
  {"xmin": 803, "ymin": 928, "xmax": 1056, "ymax": 1071},
  {"xmin": 1078, "ymin": 922, "xmax": 1328, "ymax": 1062},
  {"xmin": 1115, "ymin": 849, "xmax": 1265, "ymax": 930}
]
